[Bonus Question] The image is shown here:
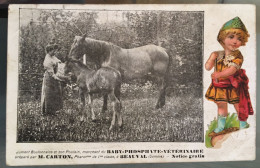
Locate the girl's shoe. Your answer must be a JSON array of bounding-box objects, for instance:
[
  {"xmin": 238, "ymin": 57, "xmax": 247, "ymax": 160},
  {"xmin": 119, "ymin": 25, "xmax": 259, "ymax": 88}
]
[
  {"xmin": 240, "ymin": 121, "xmax": 249, "ymax": 129},
  {"xmin": 214, "ymin": 116, "xmax": 226, "ymax": 133}
]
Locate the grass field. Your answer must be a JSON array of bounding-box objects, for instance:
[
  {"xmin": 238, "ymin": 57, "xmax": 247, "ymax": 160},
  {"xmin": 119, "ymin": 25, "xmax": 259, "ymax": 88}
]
[{"xmin": 17, "ymin": 90, "xmax": 203, "ymax": 142}]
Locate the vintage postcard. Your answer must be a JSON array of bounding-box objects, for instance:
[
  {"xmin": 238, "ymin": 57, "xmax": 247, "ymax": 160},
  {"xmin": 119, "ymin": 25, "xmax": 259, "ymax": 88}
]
[{"xmin": 6, "ymin": 4, "xmax": 256, "ymax": 166}]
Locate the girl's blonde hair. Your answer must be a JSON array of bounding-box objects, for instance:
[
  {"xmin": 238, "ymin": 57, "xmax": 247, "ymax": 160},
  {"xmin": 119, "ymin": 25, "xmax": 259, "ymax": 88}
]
[{"xmin": 217, "ymin": 28, "xmax": 250, "ymax": 46}]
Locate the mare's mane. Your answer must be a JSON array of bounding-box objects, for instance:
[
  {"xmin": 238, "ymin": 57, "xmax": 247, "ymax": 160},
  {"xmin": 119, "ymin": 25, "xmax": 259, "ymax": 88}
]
[
  {"xmin": 84, "ymin": 37, "xmax": 121, "ymax": 51},
  {"xmin": 80, "ymin": 37, "xmax": 122, "ymax": 66},
  {"xmin": 70, "ymin": 36, "xmax": 123, "ymax": 67},
  {"xmin": 73, "ymin": 36, "xmax": 121, "ymax": 52}
]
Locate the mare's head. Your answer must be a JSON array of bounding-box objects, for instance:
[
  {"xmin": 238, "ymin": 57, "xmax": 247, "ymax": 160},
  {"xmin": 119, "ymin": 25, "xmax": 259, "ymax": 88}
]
[
  {"xmin": 68, "ymin": 34, "xmax": 87, "ymax": 60},
  {"xmin": 68, "ymin": 35, "xmax": 110, "ymax": 68}
]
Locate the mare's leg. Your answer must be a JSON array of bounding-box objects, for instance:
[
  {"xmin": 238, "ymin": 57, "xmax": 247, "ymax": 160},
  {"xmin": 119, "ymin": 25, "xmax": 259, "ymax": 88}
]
[
  {"xmin": 79, "ymin": 88, "xmax": 85, "ymax": 111},
  {"xmin": 156, "ymin": 77, "xmax": 167, "ymax": 109},
  {"xmin": 102, "ymin": 94, "xmax": 108, "ymax": 113},
  {"xmin": 87, "ymin": 94, "xmax": 96, "ymax": 121}
]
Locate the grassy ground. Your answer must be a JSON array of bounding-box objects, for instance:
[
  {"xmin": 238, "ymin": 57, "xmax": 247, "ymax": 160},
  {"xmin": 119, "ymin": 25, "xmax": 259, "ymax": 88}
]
[
  {"xmin": 17, "ymin": 92, "xmax": 203, "ymax": 142},
  {"xmin": 205, "ymin": 113, "xmax": 240, "ymax": 148}
]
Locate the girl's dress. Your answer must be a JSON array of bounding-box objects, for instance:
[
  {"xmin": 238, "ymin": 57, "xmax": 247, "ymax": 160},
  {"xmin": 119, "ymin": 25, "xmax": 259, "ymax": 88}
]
[
  {"xmin": 205, "ymin": 49, "xmax": 243, "ymax": 104},
  {"xmin": 41, "ymin": 54, "xmax": 63, "ymax": 115}
]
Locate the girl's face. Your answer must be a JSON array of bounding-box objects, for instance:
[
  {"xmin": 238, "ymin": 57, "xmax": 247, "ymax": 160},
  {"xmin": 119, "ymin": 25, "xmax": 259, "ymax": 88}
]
[
  {"xmin": 49, "ymin": 49, "xmax": 56, "ymax": 56},
  {"xmin": 223, "ymin": 33, "xmax": 242, "ymax": 52}
]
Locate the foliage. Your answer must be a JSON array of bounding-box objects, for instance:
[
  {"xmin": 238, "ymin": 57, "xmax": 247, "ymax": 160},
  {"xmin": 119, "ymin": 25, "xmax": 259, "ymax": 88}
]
[
  {"xmin": 205, "ymin": 113, "xmax": 240, "ymax": 148},
  {"xmin": 225, "ymin": 113, "xmax": 240, "ymax": 129}
]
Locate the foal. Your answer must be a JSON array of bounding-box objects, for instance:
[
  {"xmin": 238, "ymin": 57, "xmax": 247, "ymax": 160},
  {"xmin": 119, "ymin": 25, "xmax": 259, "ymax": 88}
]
[{"xmin": 64, "ymin": 59, "xmax": 122, "ymax": 131}]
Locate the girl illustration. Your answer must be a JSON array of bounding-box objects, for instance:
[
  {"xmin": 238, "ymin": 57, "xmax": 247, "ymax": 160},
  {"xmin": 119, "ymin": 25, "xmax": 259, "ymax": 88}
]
[{"xmin": 205, "ymin": 17, "xmax": 254, "ymax": 134}]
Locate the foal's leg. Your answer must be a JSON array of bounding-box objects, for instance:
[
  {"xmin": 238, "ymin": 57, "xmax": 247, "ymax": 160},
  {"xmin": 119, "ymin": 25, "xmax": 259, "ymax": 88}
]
[
  {"xmin": 114, "ymin": 85, "xmax": 122, "ymax": 109},
  {"xmin": 115, "ymin": 87, "xmax": 123, "ymax": 128},
  {"xmin": 79, "ymin": 89, "xmax": 86, "ymax": 121},
  {"xmin": 87, "ymin": 94, "xmax": 96, "ymax": 121},
  {"xmin": 117, "ymin": 100, "xmax": 123, "ymax": 128},
  {"xmin": 156, "ymin": 77, "xmax": 167, "ymax": 109},
  {"xmin": 109, "ymin": 91, "xmax": 121, "ymax": 131}
]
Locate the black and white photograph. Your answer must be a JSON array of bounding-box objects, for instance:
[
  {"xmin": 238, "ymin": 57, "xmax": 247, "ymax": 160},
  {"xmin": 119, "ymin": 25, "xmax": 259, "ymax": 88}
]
[{"xmin": 17, "ymin": 8, "xmax": 203, "ymax": 142}]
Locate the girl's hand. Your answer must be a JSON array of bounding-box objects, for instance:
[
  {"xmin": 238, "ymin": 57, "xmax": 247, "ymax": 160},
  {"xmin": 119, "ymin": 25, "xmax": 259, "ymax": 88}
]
[
  {"xmin": 205, "ymin": 52, "xmax": 218, "ymax": 71},
  {"xmin": 212, "ymin": 67, "xmax": 237, "ymax": 80},
  {"xmin": 53, "ymin": 74, "xmax": 62, "ymax": 81},
  {"xmin": 64, "ymin": 75, "xmax": 72, "ymax": 83},
  {"xmin": 211, "ymin": 72, "xmax": 221, "ymax": 80}
]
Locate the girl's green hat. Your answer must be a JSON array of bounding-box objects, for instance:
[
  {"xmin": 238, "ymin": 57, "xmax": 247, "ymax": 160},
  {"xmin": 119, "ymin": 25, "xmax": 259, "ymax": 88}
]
[
  {"xmin": 220, "ymin": 17, "xmax": 248, "ymax": 32},
  {"xmin": 217, "ymin": 17, "xmax": 249, "ymax": 43}
]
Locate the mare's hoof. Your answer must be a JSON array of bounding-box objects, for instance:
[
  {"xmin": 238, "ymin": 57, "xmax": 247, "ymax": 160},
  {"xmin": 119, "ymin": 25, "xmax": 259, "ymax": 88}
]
[
  {"xmin": 102, "ymin": 108, "xmax": 108, "ymax": 113},
  {"xmin": 118, "ymin": 124, "xmax": 123, "ymax": 131},
  {"xmin": 155, "ymin": 104, "xmax": 161, "ymax": 109},
  {"xmin": 118, "ymin": 119, "xmax": 123, "ymax": 129},
  {"xmin": 109, "ymin": 126, "xmax": 115, "ymax": 132},
  {"xmin": 156, "ymin": 102, "xmax": 165, "ymax": 109}
]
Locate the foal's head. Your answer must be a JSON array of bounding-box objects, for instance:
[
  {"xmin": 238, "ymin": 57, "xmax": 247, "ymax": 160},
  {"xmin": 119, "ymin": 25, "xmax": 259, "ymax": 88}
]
[{"xmin": 64, "ymin": 58, "xmax": 91, "ymax": 76}]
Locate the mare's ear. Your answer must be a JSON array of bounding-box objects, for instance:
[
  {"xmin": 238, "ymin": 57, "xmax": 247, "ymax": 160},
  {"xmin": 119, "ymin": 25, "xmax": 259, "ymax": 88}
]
[
  {"xmin": 82, "ymin": 33, "xmax": 87, "ymax": 39},
  {"xmin": 79, "ymin": 34, "xmax": 87, "ymax": 44}
]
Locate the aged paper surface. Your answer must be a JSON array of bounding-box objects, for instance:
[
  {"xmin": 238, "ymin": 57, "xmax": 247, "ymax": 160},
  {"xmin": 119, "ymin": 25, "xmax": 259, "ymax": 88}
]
[{"xmin": 6, "ymin": 4, "xmax": 256, "ymax": 165}]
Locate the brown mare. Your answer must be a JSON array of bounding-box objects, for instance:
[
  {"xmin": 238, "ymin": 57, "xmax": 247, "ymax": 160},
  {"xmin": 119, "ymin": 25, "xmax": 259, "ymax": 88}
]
[
  {"xmin": 68, "ymin": 34, "xmax": 170, "ymax": 109},
  {"xmin": 64, "ymin": 58, "xmax": 122, "ymax": 131}
]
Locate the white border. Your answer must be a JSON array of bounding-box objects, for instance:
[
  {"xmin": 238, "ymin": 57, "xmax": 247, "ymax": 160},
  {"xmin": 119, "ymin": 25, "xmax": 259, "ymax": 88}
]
[{"xmin": 7, "ymin": 4, "xmax": 256, "ymax": 165}]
